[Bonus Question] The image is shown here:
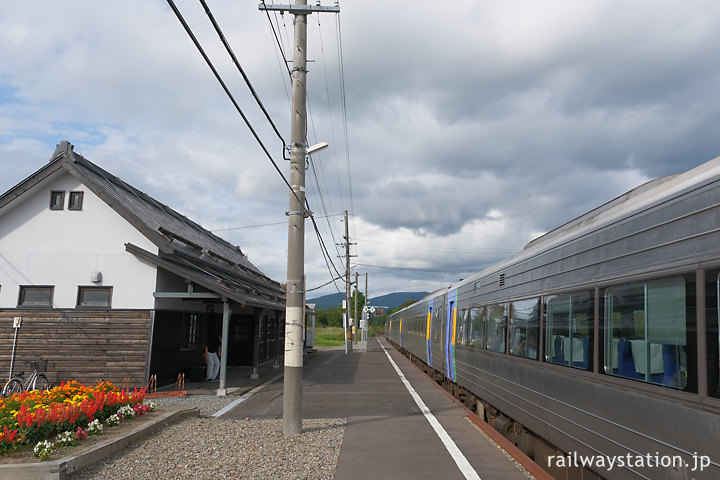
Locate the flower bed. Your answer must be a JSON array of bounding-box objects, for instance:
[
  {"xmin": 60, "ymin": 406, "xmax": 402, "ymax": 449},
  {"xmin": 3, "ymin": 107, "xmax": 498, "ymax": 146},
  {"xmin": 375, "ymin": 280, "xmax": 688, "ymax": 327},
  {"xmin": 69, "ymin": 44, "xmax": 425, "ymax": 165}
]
[{"xmin": 0, "ymin": 380, "xmax": 153, "ymax": 458}]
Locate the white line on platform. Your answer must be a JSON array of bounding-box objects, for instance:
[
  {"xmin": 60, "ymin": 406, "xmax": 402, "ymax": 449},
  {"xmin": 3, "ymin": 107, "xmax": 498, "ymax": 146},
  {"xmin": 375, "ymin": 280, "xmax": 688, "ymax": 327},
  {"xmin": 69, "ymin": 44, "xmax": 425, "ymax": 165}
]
[
  {"xmin": 379, "ymin": 338, "xmax": 481, "ymax": 480},
  {"xmin": 212, "ymin": 372, "xmax": 285, "ymax": 417}
]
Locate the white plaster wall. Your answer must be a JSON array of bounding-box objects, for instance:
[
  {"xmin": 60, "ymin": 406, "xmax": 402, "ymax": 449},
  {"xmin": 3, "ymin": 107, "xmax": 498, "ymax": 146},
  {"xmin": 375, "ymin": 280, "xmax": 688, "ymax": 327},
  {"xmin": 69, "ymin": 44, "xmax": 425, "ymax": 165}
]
[{"xmin": 0, "ymin": 172, "xmax": 159, "ymax": 309}]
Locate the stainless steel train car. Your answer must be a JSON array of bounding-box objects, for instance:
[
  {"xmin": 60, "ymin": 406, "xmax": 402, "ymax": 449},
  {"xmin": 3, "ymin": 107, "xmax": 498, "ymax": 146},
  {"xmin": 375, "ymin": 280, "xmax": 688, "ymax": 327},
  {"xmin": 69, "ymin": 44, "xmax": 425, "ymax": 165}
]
[{"xmin": 386, "ymin": 157, "xmax": 720, "ymax": 480}]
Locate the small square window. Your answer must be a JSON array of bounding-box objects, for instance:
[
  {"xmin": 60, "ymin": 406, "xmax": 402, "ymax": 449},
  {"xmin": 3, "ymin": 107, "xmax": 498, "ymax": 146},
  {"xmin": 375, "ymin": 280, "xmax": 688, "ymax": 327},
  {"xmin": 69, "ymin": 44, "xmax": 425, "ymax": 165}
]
[
  {"xmin": 18, "ymin": 286, "xmax": 54, "ymax": 307},
  {"xmin": 50, "ymin": 191, "xmax": 65, "ymax": 210},
  {"xmin": 77, "ymin": 286, "xmax": 112, "ymax": 308},
  {"xmin": 68, "ymin": 191, "xmax": 84, "ymax": 210}
]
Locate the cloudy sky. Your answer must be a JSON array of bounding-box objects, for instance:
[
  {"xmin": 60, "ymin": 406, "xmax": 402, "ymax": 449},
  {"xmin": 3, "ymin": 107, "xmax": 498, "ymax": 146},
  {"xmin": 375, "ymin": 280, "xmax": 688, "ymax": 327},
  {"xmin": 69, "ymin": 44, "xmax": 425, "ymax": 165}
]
[{"xmin": 2, "ymin": 1, "xmax": 720, "ymax": 302}]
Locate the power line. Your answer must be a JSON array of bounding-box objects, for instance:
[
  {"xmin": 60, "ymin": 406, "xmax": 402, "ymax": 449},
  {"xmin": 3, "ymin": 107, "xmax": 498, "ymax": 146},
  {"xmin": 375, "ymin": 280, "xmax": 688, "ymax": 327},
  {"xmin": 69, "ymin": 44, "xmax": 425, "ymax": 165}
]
[
  {"xmin": 356, "ymin": 237, "xmax": 516, "ymax": 255},
  {"xmin": 199, "ymin": 0, "xmax": 286, "ymax": 152},
  {"xmin": 355, "ymin": 263, "xmax": 483, "ymax": 273},
  {"xmin": 165, "ymin": 0, "xmax": 305, "ymax": 212},
  {"xmin": 211, "ymin": 213, "xmax": 345, "ymax": 231},
  {"xmin": 335, "ymin": 12, "xmax": 355, "ymax": 235},
  {"xmin": 169, "ymin": 0, "xmax": 344, "ymax": 292},
  {"xmin": 261, "ymin": 1, "xmax": 292, "ymax": 77},
  {"xmin": 306, "ymin": 274, "xmax": 345, "ymax": 292}
]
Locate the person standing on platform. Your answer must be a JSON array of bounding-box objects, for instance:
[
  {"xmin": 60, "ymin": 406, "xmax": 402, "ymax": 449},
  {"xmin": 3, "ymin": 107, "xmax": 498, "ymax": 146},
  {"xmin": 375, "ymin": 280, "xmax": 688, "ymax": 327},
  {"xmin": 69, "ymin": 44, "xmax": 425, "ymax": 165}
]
[{"xmin": 204, "ymin": 335, "xmax": 221, "ymax": 381}]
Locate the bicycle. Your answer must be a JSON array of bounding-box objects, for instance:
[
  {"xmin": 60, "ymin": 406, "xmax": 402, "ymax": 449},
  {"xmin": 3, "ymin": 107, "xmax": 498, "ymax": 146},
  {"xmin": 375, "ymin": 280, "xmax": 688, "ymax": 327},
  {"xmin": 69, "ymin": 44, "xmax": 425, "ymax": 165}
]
[{"xmin": 2, "ymin": 359, "xmax": 51, "ymax": 397}]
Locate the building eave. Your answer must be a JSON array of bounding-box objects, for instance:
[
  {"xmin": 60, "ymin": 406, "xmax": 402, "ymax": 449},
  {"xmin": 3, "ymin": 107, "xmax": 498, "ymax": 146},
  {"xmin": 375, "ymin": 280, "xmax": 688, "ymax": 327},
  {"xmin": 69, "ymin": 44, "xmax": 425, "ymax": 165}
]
[{"xmin": 125, "ymin": 243, "xmax": 285, "ymax": 310}]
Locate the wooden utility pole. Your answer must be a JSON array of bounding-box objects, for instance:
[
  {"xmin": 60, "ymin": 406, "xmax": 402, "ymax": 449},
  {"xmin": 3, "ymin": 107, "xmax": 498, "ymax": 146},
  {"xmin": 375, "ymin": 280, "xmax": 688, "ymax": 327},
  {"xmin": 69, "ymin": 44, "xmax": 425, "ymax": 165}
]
[{"xmin": 259, "ymin": 0, "xmax": 339, "ymax": 437}]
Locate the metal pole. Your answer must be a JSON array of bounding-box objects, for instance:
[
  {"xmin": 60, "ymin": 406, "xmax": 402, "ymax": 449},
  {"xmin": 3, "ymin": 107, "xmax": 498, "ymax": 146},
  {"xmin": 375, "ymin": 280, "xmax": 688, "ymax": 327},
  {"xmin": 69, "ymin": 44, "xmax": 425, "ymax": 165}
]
[
  {"xmin": 217, "ymin": 299, "xmax": 231, "ymax": 396},
  {"xmin": 282, "ymin": 0, "xmax": 309, "ymax": 437}
]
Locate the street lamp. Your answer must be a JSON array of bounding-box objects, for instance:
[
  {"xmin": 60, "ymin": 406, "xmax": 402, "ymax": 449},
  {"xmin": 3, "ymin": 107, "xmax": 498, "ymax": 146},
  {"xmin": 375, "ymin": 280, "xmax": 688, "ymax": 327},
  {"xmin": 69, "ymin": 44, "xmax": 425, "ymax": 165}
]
[{"xmin": 306, "ymin": 142, "xmax": 328, "ymax": 156}]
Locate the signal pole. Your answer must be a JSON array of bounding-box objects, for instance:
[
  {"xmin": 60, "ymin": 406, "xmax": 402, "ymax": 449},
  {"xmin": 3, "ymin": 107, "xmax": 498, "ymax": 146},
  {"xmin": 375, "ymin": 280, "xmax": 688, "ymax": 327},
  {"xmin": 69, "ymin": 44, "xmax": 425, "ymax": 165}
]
[{"xmin": 259, "ymin": 0, "xmax": 339, "ymax": 437}]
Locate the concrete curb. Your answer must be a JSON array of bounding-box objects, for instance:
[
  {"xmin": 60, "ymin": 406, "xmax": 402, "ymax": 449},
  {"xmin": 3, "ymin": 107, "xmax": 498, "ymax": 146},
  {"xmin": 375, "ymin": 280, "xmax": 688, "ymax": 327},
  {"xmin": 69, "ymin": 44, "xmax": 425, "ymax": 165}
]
[{"xmin": 0, "ymin": 406, "xmax": 199, "ymax": 480}]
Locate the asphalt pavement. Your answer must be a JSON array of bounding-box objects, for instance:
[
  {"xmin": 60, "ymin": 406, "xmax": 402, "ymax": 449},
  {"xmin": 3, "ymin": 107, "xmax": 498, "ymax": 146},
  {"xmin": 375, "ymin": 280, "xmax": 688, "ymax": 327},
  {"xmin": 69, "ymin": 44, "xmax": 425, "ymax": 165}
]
[{"xmin": 221, "ymin": 337, "xmax": 538, "ymax": 480}]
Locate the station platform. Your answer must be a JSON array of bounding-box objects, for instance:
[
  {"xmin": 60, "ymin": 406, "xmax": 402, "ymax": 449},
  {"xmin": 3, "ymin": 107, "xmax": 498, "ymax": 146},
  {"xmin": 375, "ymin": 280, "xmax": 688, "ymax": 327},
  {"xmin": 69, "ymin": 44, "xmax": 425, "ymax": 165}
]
[{"xmin": 221, "ymin": 337, "xmax": 549, "ymax": 480}]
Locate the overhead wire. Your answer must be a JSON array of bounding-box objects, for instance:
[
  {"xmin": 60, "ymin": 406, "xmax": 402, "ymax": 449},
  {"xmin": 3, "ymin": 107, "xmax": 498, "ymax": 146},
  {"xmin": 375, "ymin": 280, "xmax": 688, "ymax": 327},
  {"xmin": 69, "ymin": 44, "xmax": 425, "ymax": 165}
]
[
  {"xmin": 210, "ymin": 213, "xmax": 344, "ymax": 231},
  {"xmin": 168, "ymin": 0, "xmax": 343, "ymax": 289},
  {"xmin": 199, "ymin": 0, "xmax": 286, "ymax": 154},
  {"xmin": 355, "ymin": 263, "xmax": 484, "ymax": 273},
  {"xmin": 335, "ymin": 11, "xmax": 356, "ymax": 238},
  {"xmin": 306, "ymin": 274, "xmax": 345, "ymax": 293},
  {"xmin": 165, "ymin": 0, "xmax": 305, "ymax": 212},
  {"xmin": 304, "ymin": 12, "xmax": 355, "ymax": 280},
  {"xmin": 356, "ymin": 237, "xmax": 517, "ymax": 255},
  {"xmin": 261, "ymin": 1, "xmax": 292, "ymax": 77}
]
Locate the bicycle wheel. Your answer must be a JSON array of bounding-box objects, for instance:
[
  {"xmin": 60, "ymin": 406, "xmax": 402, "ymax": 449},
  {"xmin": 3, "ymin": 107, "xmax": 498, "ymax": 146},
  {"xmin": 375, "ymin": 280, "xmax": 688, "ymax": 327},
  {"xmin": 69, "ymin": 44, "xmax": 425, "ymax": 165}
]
[
  {"xmin": 32, "ymin": 374, "xmax": 50, "ymax": 391},
  {"xmin": 2, "ymin": 378, "xmax": 23, "ymax": 397}
]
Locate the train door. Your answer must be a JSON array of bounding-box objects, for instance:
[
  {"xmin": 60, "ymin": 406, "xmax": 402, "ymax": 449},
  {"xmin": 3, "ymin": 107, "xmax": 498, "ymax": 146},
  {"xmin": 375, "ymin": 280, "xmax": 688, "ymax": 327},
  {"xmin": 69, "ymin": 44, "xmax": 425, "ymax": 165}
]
[
  {"xmin": 445, "ymin": 290, "xmax": 458, "ymax": 382},
  {"xmin": 426, "ymin": 300, "xmax": 433, "ymax": 367}
]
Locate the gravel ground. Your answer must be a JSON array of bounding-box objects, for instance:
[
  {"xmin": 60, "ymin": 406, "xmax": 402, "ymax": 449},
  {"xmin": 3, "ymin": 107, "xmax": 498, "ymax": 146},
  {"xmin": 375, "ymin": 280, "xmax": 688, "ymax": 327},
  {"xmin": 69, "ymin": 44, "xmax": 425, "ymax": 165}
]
[{"xmin": 69, "ymin": 395, "xmax": 346, "ymax": 480}]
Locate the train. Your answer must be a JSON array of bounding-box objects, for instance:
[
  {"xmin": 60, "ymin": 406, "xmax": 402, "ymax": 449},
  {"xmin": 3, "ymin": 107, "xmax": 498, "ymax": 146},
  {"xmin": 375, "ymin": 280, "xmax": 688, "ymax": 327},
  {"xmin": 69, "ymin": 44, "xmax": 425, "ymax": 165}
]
[{"xmin": 385, "ymin": 156, "xmax": 720, "ymax": 480}]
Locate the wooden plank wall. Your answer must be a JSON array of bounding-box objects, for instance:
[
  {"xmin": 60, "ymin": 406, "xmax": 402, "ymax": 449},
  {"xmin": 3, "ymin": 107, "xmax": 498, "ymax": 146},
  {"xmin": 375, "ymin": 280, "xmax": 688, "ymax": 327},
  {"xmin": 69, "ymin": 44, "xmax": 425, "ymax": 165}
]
[{"xmin": 0, "ymin": 310, "xmax": 152, "ymax": 389}]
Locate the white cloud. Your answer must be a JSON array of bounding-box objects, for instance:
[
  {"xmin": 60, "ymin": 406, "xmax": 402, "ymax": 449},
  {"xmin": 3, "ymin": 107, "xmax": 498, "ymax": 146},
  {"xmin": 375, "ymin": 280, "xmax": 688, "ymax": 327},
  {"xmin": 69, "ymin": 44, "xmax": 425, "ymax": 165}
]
[{"xmin": 2, "ymin": 0, "xmax": 720, "ymax": 299}]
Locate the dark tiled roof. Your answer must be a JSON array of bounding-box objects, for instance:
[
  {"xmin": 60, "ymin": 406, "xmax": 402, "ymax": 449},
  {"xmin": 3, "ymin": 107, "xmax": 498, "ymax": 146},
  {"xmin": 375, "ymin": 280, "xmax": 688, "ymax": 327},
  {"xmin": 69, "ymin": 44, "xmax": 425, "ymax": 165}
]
[{"xmin": 52, "ymin": 141, "xmax": 285, "ymax": 309}]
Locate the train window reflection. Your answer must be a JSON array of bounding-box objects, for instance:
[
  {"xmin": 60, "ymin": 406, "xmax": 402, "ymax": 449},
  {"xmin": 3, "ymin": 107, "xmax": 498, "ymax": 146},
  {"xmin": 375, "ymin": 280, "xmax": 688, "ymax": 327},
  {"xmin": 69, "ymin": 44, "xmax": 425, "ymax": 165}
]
[
  {"xmin": 711, "ymin": 272, "xmax": 720, "ymax": 398},
  {"xmin": 509, "ymin": 298, "xmax": 540, "ymax": 360},
  {"xmin": 546, "ymin": 291, "xmax": 593, "ymax": 370},
  {"xmin": 604, "ymin": 276, "xmax": 688, "ymax": 389},
  {"xmin": 469, "ymin": 307, "xmax": 487, "ymax": 349},
  {"xmin": 457, "ymin": 309, "xmax": 470, "ymax": 346},
  {"xmin": 487, "ymin": 303, "xmax": 507, "ymax": 353}
]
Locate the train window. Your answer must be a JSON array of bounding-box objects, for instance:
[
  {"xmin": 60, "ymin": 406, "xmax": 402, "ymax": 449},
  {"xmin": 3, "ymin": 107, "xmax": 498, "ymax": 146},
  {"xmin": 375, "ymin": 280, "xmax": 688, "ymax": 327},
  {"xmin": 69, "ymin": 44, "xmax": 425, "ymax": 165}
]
[
  {"xmin": 486, "ymin": 303, "xmax": 507, "ymax": 353},
  {"xmin": 545, "ymin": 290, "xmax": 593, "ymax": 370},
  {"xmin": 710, "ymin": 271, "xmax": 720, "ymax": 398},
  {"xmin": 604, "ymin": 276, "xmax": 691, "ymax": 390},
  {"xmin": 432, "ymin": 308, "xmax": 442, "ymax": 342},
  {"xmin": 469, "ymin": 306, "xmax": 487, "ymax": 349},
  {"xmin": 509, "ymin": 298, "xmax": 540, "ymax": 360},
  {"xmin": 456, "ymin": 309, "xmax": 470, "ymax": 346}
]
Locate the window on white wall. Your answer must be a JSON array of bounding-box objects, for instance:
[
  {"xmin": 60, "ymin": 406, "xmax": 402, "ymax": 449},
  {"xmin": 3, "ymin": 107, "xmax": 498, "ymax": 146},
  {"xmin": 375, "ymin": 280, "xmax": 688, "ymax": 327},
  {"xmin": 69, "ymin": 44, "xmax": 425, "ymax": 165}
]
[
  {"xmin": 49, "ymin": 191, "xmax": 65, "ymax": 210},
  {"xmin": 68, "ymin": 191, "xmax": 84, "ymax": 210},
  {"xmin": 18, "ymin": 286, "xmax": 54, "ymax": 307},
  {"xmin": 77, "ymin": 287, "xmax": 112, "ymax": 308}
]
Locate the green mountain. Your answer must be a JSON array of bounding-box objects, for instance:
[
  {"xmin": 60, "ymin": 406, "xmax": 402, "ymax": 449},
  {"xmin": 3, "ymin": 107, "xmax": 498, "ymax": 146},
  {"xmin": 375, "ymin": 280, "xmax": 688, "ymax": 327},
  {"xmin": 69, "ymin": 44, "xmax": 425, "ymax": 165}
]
[{"xmin": 308, "ymin": 291, "xmax": 429, "ymax": 311}]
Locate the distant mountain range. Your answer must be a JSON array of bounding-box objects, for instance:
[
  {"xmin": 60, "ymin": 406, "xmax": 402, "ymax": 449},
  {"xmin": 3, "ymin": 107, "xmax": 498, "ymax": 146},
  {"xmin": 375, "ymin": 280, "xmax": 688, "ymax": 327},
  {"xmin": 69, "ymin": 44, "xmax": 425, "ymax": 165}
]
[{"xmin": 307, "ymin": 291, "xmax": 430, "ymax": 312}]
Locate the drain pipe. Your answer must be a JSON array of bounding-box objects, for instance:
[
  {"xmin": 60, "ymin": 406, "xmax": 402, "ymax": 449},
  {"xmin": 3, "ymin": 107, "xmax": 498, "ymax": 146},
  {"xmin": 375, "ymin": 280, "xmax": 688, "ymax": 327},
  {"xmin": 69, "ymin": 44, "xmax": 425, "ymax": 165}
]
[{"xmin": 8, "ymin": 317, "xmax": 21, "ymax": 379}]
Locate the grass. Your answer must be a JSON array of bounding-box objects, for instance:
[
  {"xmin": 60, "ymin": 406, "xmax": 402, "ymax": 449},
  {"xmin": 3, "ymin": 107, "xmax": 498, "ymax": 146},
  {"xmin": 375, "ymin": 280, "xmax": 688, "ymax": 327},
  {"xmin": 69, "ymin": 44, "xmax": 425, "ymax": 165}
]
[
  {"xmin": 312, "ymin": 326, "xmax": 385, "ymax": 347},
  {"xmin": 314, "ymin": 327, "xmax": 346, "ymax": 346}
]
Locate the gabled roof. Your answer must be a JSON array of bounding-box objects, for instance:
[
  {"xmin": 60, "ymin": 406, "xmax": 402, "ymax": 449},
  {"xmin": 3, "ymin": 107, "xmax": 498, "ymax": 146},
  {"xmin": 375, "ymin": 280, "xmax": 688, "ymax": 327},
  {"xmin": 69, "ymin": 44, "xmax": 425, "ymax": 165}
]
[{"xmin": 0, "ymin": 141, "xmax": 285, "ymax": 310}]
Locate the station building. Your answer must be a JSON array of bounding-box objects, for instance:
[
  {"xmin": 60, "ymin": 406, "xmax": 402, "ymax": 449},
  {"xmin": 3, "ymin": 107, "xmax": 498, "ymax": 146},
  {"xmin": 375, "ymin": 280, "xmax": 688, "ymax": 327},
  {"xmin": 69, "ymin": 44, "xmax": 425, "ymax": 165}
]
[{"xmin": 0, "ymin": 141, "xmax": 286, "ymax": 388}]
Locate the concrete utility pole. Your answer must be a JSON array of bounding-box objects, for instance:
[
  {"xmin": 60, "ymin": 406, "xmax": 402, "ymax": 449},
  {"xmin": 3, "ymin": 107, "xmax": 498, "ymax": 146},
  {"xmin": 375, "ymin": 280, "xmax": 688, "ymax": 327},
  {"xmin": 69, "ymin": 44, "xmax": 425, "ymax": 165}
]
[
  {"xmin": 354, "ymin": 271, "xmax": 359, "ymax": 343},
  {"xmin": 364, "ymin": 273, "xmax": 368, "ymax": 342},
  {"xmin": 344, "ymin": 210, "xmax": 353, "ymax": 354},
  {"xmin": 259, "ymin": 0, "xmax": 339, "ymax": 437}
]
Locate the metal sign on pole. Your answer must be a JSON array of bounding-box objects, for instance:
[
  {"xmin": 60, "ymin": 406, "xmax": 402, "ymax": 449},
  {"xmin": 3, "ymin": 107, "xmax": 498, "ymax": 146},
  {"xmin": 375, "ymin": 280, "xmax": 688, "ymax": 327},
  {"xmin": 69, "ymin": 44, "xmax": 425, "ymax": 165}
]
[{"xmin": 9, "ymin": 317, "xmax": 22, "ymax": 380}]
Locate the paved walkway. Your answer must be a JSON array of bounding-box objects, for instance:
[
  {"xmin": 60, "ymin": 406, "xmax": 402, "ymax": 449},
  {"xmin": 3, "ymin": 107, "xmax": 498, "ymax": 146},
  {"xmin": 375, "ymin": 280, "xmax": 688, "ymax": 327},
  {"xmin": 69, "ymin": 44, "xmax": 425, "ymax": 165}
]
[{"xmin": 222, "ymin": 337, "xmax": 539, "ymax": 480}]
